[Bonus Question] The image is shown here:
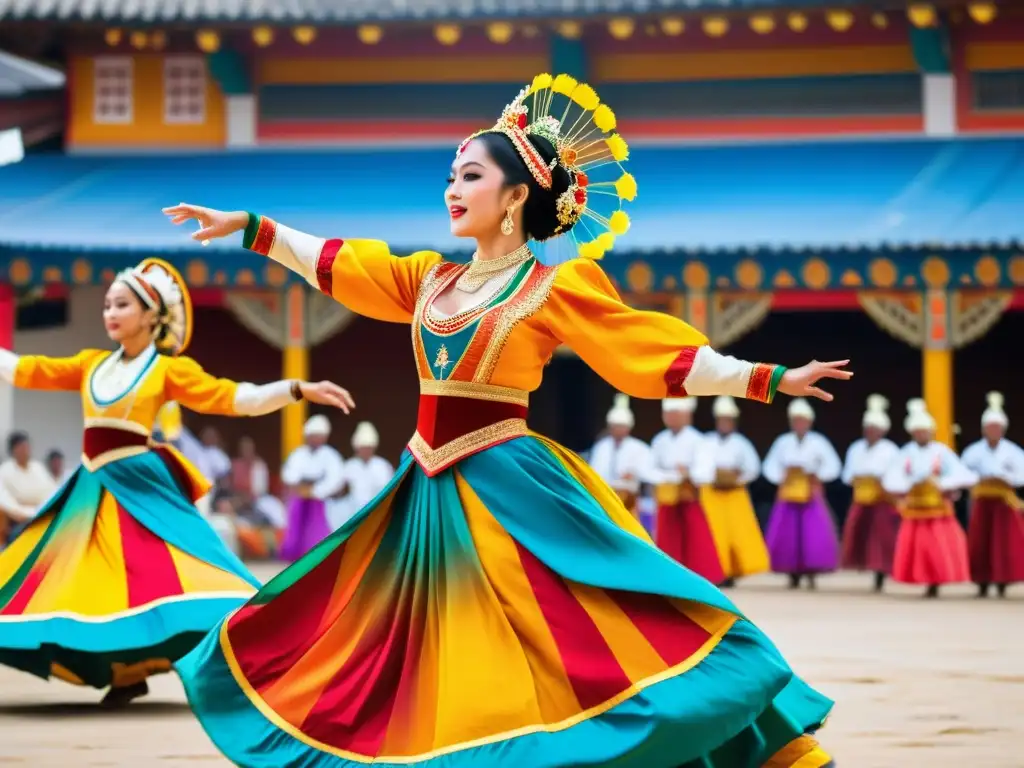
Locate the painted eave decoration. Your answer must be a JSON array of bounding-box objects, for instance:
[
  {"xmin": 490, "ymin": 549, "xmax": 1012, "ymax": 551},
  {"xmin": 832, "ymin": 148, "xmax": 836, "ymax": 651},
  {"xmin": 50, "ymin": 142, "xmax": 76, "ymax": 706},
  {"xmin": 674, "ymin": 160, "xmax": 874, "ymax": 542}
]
[{"xmin": 0, "ymin": 0, "xmax": 869, "ymax": 22}]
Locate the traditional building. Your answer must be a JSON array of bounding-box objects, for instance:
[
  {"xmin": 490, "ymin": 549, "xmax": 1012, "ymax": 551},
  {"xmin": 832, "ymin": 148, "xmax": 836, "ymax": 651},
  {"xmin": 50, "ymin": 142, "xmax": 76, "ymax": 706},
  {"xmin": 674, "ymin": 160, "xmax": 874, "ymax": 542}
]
[{"xmin": 0, "ymin": 0, "xmax": 1021, "ymax": 464}]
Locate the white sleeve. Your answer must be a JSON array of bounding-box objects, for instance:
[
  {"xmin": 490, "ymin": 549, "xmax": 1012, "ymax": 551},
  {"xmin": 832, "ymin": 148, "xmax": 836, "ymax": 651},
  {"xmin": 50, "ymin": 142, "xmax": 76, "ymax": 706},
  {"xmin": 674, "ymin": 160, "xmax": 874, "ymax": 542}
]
[
  {"xmin": 1006, "ymin": 443, "xmax": 1024, "ymax": 488},
  {"xmin": 312, "ymin": 448, "xmax": 347, "ymax": 499},
  {"xmin": 251, "ymin": 461, "xmax": 269, "ymax": 497},
  {"xmin": 690, "ymin": 436, "xmax": 716, "ymax": 486},
  {"xmin": 881, "ymin": 449, "xmax": 912, "ymax": 494},
  {"xmin": 0, "ymin": 349, "xmax": 18, "ymax": 384},
  {"xmin": 938, "ymin": 445, "xmax": 980, "ymax": 491},
  {"xmin": 960, "ymin": 442, "xmax": 982, "ymax": 474},
  {"xmin": 262, "ymin": 222, "xmax": 323, "ymax": 287},
  {"xmin": 681, "ymin": 346, "xmax": 763, "ymax": 399},
  {"xmin": 841, "ymin": 442, "xmax": 860, "ymax": 486},
  {"xmin": 815, "ymin": 435, "xmax": 843, "ymax": 483},
  {"xmin": 761, "ymin": 436, "xmax": 786, "ymax": 485},
  {"xmin": 737, "ymin": 436, "xmax": 761, "ymax": 485},
  {"xmin": 280, "ymin": 449, "xmax": 304, "ymax": 486},
  {"xmin": 233, "ymin": 380, "xmax": 298, "ymax": 416}
]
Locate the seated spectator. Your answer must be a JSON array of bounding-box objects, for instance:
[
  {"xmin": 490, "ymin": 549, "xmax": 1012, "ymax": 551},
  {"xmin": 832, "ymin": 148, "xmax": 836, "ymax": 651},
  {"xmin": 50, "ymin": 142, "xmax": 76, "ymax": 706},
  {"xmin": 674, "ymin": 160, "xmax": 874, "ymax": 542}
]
[{"xmin": 0, "ymin": 431, "xmax": 57, "ymax": 547}]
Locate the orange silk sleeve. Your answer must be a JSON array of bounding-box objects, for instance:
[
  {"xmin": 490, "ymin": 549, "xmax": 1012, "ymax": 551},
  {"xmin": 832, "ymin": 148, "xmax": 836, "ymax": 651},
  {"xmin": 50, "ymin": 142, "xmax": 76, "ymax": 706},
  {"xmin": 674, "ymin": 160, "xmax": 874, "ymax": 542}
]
[
  {"xmin": 164, "ymin": 356, "xmax": 239, "ymax": 416},
  {"xmin": 13, "ymin": 349, "xmax": 106, "ymax": 392}
]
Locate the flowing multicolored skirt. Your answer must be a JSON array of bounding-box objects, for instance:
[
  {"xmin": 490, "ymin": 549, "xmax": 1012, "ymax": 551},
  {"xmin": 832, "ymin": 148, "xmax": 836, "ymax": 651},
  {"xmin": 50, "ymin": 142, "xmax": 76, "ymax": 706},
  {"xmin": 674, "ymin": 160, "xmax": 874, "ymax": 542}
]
[
  {"xmin": 967, "ymin": 497, "xmax": 1024, "ymax": 586},
  {"xmin": 698, "ymin": 486, "xmax": 770, "ymax": 580},
  {"xmin": 841, "ymin": 502, "xmax": 900, "ymax": 574},
  {"xmin": 892, "ymin": 505, "xmax": 970, "ymax": 585},
  {"xmin": 0, "ymin": 447, "xmax": 259, "ymax": 689},
  {"xmin": 656, "ymin": 501, "xmax": 725, "ymax": 584},
  {"xmin": 765, "ymin": 496, "xmax": 839, "ymax": 575},
  {"xmin": 178, "ymin": 434, "xmax": 832, "ymax": 768},
  {"xmin": 278, "ymin": 497, "xmax": 331, "ymax": 562}
]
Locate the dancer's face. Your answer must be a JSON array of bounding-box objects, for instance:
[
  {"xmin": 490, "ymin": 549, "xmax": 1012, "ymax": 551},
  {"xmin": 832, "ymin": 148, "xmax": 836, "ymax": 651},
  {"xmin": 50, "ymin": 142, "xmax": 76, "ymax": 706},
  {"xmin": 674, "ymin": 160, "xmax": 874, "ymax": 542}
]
[
  {"xmin": 446, "ymin": 139, "xmax": 525, "ymax": 240},
  {"xmin": 103, "ymin": 282, "xmax": 153, "ymax": 345}
]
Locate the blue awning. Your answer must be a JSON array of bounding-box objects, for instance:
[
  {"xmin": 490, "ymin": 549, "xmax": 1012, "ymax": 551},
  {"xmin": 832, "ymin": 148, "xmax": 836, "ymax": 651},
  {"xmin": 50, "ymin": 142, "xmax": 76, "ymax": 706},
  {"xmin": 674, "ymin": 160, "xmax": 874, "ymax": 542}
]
[{"xmin": 2, "ymin": 139, "xmax": 1023, "ymax": 256}]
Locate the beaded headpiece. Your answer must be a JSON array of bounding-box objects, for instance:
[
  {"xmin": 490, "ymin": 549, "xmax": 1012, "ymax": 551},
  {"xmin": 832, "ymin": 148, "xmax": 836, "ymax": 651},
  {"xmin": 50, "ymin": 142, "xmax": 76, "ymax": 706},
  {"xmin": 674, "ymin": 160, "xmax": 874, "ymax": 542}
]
[{"xmin": 457, "ymin": 73, "xmax": 636, "ymax": 259}]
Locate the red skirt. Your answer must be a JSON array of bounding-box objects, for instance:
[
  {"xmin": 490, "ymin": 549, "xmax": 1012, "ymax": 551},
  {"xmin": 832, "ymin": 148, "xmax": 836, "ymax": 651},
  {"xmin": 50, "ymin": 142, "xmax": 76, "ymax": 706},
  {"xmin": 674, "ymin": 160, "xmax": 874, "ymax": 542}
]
[
  {"xmin": 841, "ymin": 502, "xmax": 901, "ymax": 574},
  {"xmin": 892, "ymin": 510, "xmax": 970, "ymax": 585},
  {"xmin": 656, "ymin": 501, "xmax": 726, "ymax": 584},
  {"xmin": 968, "ymin": 497, "xmax": 1024, "ymax": 585}
]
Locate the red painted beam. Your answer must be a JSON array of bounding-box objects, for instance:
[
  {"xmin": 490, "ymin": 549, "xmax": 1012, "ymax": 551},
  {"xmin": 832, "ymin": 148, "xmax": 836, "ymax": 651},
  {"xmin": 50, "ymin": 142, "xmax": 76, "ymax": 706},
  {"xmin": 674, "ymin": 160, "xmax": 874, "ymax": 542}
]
[{"xmin": 771, "ymin": 290, "xmax": 862, "ymax": 311}]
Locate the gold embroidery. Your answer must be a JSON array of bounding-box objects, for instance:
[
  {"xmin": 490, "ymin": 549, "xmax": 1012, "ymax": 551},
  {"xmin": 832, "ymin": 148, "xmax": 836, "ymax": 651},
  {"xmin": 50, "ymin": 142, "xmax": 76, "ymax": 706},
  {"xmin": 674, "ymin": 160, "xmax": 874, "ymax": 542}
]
[
  {"xmin": 418, "ymin": 379, "xmax": 530, "ymax": 407},
  {"xmin": 412, "ymin": 263, "xmax": 452, "ymax": 379},
  {"xmin": 409, "ymin": 418, "xmax": 528, "ymax": 475},
  {"xmin": 433, "ymin": 344, "xmax": 451, "ymax": 376},
  {"xmin": 80, "ymin": 444, "xmax": 150, "ymax": 471},
  {"xmin": 474, "ymin": 263, "xmax": 558, "ymax": 383}
]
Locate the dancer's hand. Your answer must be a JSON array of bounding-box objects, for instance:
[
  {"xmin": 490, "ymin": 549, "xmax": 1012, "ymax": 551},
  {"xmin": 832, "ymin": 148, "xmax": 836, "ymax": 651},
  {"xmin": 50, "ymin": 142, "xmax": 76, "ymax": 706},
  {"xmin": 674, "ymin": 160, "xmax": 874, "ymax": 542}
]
[
  {"xmin": 300, "ymin": 381, "xmax": 356, "ymax": 414},
  {"xmin": 778, "ymin": 360, "xmax": 852, "ymax": 402},
  {"xmin": 162, "ymin": 203, "xmax": 247, "ymax": 244}
]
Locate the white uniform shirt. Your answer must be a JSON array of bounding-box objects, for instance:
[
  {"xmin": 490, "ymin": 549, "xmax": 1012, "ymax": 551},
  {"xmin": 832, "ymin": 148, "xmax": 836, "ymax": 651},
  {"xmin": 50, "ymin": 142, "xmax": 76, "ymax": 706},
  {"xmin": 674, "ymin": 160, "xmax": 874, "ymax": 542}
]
[
  {"xmin": 690, "ymin": 432, "xmax": 761, "ymax": 487},
  {"xmin": 842, "ymin": 438, "xmax": 902, "ymax": 486},
  {"xmin": 882, "ymin": 441, "xmax": 979, "ymax": 494},
  {"xmin": 645, "ymin": 426, "xmax": 704, "ymax": 484},
  {"xmin": 762, "ymin": 431, "xmax": 842, "ymax": 485},
  {"xmin": 961, "ymin": 438, "xmax": 1024, "ymax": 487},
  {"xmin": 589, "ymin": 435, "xmax": 652, "ymax": 494},
  {"xmin": 337, "ymin": 455, "xmax": 395, "ymax": 525},
  {"xmin": 0, "ymin": 458, "xmax": 57, "ymax": 522},
  {"xmin": 281, "ymin": 444, "xmax": 347, "ymax": 500}
]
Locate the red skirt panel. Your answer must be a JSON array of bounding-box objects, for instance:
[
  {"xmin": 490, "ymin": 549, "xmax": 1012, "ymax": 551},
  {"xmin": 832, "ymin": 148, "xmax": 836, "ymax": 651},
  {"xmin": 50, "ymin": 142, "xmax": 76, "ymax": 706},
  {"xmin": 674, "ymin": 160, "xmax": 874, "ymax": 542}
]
[
  {"xmin": 841, "ymin": 502, "xmax": 901, "ymax": 574},
  {"xmin": 656, "ymin": 501, "xmax": 726, "ymax": 585},
  {"xmin": 892, "ymin": 514, "xmax": 969, "ymax": 585},
  {"xmin": 968, "ymin": 498, "xmax": 1024, "ymax": 585}
]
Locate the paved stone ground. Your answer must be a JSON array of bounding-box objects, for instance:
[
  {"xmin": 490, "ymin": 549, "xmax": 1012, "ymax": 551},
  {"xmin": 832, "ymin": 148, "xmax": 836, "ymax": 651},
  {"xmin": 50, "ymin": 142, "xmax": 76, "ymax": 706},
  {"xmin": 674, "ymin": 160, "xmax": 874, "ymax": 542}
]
[{"xmin": 1, "ymin": 568, "xmax": 1021, "ymax": 767}]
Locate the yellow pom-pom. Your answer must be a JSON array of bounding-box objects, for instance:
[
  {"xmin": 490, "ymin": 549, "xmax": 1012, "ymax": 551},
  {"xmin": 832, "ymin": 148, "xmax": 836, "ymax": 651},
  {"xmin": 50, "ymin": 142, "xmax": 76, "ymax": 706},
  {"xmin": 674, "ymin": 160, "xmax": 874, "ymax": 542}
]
[
  {"xmin": 597, "ymin": 232, "xmax": 616, "ymax": 251},
  {"xmin": 609, "ymin": 210, "xmax": 631, "ymax": 235},
  {"xmin": 570, "ymin": 83, "xmax": 600, "ymax": 111},
  {"xmin": 593, "ymin": 104, "xmax": 616, "ymax": 132},
  {"xmin": 614, "ymin": 172, "xmax": 638, "ymax": 202},
  {"xmin": 605, "ymin": 133, "xmax": 629, "ymax": 161},
  {"xmin": 529, "ymin": 72, "xmax": 553, "ymax": 94},
  {"xmin": 552, "ymin": 74, "xmax": 578, "ymax": 96},
  {"xmin": 578, "ymin": 240, "xmax": 605, "ymax": 260}
]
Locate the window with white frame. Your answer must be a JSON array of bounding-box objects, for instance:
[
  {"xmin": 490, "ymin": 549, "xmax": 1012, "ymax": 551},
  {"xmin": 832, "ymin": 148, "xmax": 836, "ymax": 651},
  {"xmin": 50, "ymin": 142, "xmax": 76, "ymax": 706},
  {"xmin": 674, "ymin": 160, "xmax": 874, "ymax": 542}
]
[
  {"xmin": 93, "ymin": 57, "xmax": 133, "ymax": 124},
  {"xmin": 164, "ymin": 56, "xmax": 207, "ymax": 124}
]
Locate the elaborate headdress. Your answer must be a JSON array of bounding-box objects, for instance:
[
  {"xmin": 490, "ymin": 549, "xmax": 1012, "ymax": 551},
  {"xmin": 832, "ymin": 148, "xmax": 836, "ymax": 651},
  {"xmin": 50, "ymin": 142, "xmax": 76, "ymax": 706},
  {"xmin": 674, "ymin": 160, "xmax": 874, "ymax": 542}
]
[
  {"xmin": 606, "ymin": 393, "xmax": 635, "ymax": 428},
  {"xmin": 862, "ymin": 394, "xmax": 891, "ymax": 431},
  {"xmin": 787, "ymin": 397, "xmax": 815, "ymax": 422},
  {"xmin": 114, "ymin": 257, "xmax": 193, "ymax": 356},
  {"xmin": 458, "ymin": 73, "xmax": 635, "ymax": 259},
  {"xmin": 982, "ymin": 391, "xmax": 1008, "ymax": 428},
  {"xmin": 904, "ymin": 398, "xmax": 935, "ymax": 433}
]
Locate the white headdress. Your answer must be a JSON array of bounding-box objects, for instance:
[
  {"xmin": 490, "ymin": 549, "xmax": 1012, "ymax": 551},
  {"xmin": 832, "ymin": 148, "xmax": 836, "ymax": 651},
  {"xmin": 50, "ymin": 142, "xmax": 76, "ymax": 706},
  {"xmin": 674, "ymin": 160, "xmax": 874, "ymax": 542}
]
[
  {"xmin": 787, "ymin": 398, "xmax": 814, "ymax": 421},
  {"xmin": 352, "ymin": 421, "xmax": 380, "ymax": 449},
  {"xmin": 982, "ymin": 391, "xmax": 1008, "ymax": 428},
  {"xmin": 904, "ymin": 398, "xmax": 935, "ymax": 433},
  {"xmin": 114, "ymin": 258, "xmax": 192, "ymax": 356},
  {"xmin": 662, "ymin": 397, "xmax": 697, "ymax": 414},
  {"xmin": 606, "ymin": 393, "xmax": 634, "ymax": 428},
  {"xmin": 304, "ymin": 414, "xmax": 332, "ymax": 438},
  {"xmin": 712, "ymin": 395, "xmax": 740, "ymax": 419},
  {"xmin": 862, "ymin": 394, "xmax": 891, "ymax": 431}
]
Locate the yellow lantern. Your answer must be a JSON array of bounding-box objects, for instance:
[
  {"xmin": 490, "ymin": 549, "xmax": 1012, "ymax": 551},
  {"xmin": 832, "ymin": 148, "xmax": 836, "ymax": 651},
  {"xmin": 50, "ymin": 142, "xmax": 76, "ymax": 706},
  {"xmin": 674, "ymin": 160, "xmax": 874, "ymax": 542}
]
[
  {"xmin": 486, "ymin": 22, "xmax": 514, "ymax": 44},
  {"xmin": 702, "ymin": 16, "xmax": 729, "ymax": 37},
  {"xmin": 660, "ymin": 17, "xmax": 684, "ymax": 36},
  {"xmin": 749, "ymin": 14, "xmax": 775, "ymax": 34},
  {"xmin": 195, "ymin": 29, "xmax": 220, "ymax": 53},
  {"xmin": 252, "ymin": 26, "xmax": 275, "ymax": 47},
  {"xmin": 787, "ymin": 12, "xmax": 809, "ymax": 32},
  {"xmin": 556, "ymin": 21, "xmax": 581, "ymax": 39},
  {"xmin": 870, "ymin": 12, "xmax": 889, "ymax": 29},
  {"xmin": 104, "ymin": 28, "xmax": 123, "ymax": 46},
  {"xmin": 149, "ymin": 30, "xmax": 167, "ymax": 50},
  {"xmin": 967, "ymin": 3, "xmax": 997, "ymax": 24},
  {"xmin": 907, "ymin": 4, "xmax": 937, "ymax": 28},
  {"xmin": 435, "ymin": 24, "xmax": 461, "ymax": 45},
  {"xmin": 826, "ymin": 10, "xmax": 854, "ymax": 32},
  {"xmin": 292, "ymin": 26, "xmax": 317, "ymax": 45},
  {"xmin": 357, "ymin": 25, "xmax": 383, "ymax": 44},
  {"xmin": 608, "ymin": 18, "xmax": 635, "ymax": 40},
  {"xmin": 129, "ymin": 30, "xmax": 147, "ymax": 49}
]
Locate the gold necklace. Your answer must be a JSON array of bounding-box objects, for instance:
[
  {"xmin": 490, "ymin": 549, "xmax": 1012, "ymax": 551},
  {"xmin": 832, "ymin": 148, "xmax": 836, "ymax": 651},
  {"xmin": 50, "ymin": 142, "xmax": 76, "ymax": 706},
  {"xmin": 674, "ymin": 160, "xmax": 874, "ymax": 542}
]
[{"xmin": 455, "ymin": 243, "xmax": 532, "ymax": 293}]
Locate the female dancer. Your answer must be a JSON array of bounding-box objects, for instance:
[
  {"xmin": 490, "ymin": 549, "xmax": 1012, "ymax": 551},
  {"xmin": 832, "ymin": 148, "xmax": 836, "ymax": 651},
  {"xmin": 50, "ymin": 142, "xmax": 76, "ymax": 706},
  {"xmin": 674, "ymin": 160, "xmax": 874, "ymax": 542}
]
[
  {"xmin": 0, "ymin": 258, "xmax": 353, "ymax": 706},
  {"xmin": 166, "ymin": 74, "xmax": 849, "ymax": 767}
]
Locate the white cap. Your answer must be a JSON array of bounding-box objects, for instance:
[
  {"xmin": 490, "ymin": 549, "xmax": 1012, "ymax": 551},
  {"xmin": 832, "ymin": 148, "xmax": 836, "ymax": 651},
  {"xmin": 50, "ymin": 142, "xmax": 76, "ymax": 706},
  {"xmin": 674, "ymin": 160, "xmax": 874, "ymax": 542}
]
[
  {"xmin": 982, "ymin": 391, "xmax": 1008, "ymax": 428},
  {"xmin": 862, "ymin": 394, "xmax": 891, "ymax": 431},
  {"xmin": 304, "ymin": 414, "xmax": 332, "ymax": 437},
  {"xmin": 787, "ymin": 398, "xmax": 814, "ymax": 421},
  {"xmin": 904, "ymin": 398, "xmax": 935, "ymax": 433},
  {"xmin": 352, "ymin": 421, "xmax": 379, "ymax": 448},
  {"xmin": 712, "ymin": 395, "xmax": 740, "ymax": 419},
  {"xmin": 606, "ymin": 393, "xmax": 635, "ymax": 428},
  {"xmin": 662, "ymin": 397, "xmax": 697, "ymax": 414}
]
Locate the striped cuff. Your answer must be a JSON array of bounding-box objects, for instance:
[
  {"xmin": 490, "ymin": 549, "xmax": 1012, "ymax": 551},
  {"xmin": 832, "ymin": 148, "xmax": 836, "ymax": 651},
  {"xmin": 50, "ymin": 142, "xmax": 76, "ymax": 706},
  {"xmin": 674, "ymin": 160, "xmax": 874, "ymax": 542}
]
[
  {"xmin": 242, "ymin": 213, "xmax": 277, "ymax": 256},
  {"xmin": 746, "ymin": 363, "xmax": 786, "ymax": 404}
]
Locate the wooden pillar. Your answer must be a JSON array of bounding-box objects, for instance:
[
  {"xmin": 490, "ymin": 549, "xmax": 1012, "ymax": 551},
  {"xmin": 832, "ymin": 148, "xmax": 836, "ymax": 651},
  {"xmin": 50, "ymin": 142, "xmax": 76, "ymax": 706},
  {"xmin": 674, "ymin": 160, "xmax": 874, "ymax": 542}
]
[
  {"xmin": 923, "ymin": 288, "xmax": 954, "ymax": 447},
  {"xmin": 0, "ymin": 284, "xmax": 14, "ymax": 441},
  {"xmin": 281, "ymin": 284, "xmax": 308, "ymax": 461}
]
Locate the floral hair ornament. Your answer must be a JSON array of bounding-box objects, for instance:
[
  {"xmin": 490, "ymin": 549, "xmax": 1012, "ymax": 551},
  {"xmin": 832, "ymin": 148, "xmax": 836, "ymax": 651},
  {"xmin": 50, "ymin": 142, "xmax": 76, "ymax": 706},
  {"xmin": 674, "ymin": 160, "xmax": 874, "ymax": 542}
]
[{"xmin": 457, "ymin": 72, "xmax": 636, "ymax": 259}]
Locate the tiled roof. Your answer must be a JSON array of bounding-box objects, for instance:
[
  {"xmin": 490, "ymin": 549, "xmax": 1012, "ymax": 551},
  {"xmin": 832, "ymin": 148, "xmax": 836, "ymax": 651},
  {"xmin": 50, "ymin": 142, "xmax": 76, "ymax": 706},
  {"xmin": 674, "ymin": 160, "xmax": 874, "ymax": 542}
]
[
  {"xmin": 0, "ymin": 49, "xmax": 64, "ymax": 97},
  {"xmin": 0, "ymin": 0, "xmax": 866, "ymax": 23}
]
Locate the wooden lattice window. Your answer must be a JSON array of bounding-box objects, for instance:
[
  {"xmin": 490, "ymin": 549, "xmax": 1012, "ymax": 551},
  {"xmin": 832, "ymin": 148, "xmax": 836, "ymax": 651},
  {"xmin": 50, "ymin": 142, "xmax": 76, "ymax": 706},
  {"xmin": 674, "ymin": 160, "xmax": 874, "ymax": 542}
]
[
  {"xmin": 93, "ymin": 57, "xmax": 133, "ymax": 124},
  {"xmin": 164, "ymin": 56, "xmax": 206, "ymax": 124}
]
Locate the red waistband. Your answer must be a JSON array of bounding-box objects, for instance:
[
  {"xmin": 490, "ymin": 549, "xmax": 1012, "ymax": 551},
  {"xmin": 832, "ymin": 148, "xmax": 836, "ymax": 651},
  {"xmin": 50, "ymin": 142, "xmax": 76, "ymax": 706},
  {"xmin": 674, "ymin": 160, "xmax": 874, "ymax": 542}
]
[
  {"xmin": 82, "ymin": 427, "xmax": 149, "ymax": 461},
  {"xmin": 415, "ymin": 394, "xmax": 527, "ymax": 450}
]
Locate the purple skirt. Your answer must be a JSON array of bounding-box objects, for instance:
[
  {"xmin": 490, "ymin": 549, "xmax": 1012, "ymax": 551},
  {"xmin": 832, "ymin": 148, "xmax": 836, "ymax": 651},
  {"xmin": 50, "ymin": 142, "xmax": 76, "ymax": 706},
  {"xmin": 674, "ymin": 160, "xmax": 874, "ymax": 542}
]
[
  {"xmin": 278, "ymin": 497, "xmax": 331, "ymax": 563},
  {"xmin": 765, "ymin": 494, "xmax": 839, "ymax": 574}
]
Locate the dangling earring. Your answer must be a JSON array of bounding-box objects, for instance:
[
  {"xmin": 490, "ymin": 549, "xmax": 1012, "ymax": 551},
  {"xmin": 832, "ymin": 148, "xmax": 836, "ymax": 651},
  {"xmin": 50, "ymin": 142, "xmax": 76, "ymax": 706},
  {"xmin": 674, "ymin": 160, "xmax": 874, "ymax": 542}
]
[{"xmin": 501, "ymin": 206, "xmax": 515, "ymax": 236}]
